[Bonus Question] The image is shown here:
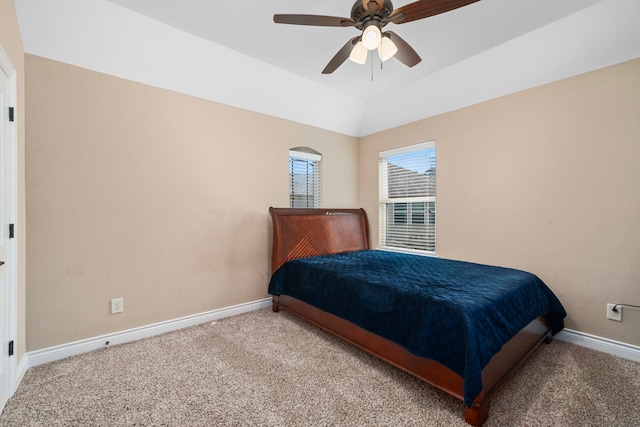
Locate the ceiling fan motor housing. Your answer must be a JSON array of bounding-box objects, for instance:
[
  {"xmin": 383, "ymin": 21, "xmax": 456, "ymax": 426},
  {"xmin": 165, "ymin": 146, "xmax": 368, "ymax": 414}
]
[{"xmin": 351, "ymin": 0, "xmax": 394, "ymax": 30}]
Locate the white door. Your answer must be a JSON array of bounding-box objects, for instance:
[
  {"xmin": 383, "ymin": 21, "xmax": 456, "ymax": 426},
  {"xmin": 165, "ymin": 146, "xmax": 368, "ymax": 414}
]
[{"xmin": 0, "ymin": 48, "xmax": 13, "ymax": 413}]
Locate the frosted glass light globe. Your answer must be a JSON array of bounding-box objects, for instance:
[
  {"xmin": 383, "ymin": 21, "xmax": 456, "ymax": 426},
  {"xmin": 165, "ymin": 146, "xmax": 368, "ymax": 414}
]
[
  {"xmin": 378, "ymin": 37, "xmax": 398, "ymax": 61},
  {"xmin": 349, "ymin": 41, "xmax": 368, "ymax": 64},
  {"xmin": 362, "ymin": 25, "xmax": 381, "ymax": 50}
]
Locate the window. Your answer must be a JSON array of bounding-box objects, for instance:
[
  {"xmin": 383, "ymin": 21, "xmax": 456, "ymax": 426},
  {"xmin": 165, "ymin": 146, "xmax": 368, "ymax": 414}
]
[
  {"xmin": 289, "ymin": 147, "xmax": 322, "ymax": 208},
  {"xmin": 379, "ymin": 141, "xmax": 436, "ymax": 254}
]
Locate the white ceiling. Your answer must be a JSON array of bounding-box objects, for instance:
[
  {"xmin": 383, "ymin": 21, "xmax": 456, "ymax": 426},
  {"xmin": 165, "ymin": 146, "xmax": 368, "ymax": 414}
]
[
  {"xmin": 103, "ymin": 0, "xmax": 601, "ymax": 99},
  {"xmin": 14, "ymin": 0, "xmax": 640, "ymax": 136}
]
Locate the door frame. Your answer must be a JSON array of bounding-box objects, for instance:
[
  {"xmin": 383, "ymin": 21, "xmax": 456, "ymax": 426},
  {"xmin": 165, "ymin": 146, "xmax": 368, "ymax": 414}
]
[{"xmin": 0, "ymin": 43, "xmax": 18, "ymax": 410}]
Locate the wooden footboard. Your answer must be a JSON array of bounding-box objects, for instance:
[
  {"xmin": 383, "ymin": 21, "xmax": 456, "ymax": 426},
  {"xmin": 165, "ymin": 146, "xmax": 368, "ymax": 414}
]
[{"xmin": 272, "ymin": 295, "xmax": 553, "ymax": 426}]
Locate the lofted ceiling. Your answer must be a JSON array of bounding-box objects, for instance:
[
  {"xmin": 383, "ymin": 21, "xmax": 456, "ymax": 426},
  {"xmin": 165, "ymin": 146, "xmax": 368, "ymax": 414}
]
[
  {"xmin": 103, "ymin": 0, "xmax": 601, "ymax": 100},
  {"xmin": 14, "ymin": 0, "xmax": 640, "ymax": 136}
]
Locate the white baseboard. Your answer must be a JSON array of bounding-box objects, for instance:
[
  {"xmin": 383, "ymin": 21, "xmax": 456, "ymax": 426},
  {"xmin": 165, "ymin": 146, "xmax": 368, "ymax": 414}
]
[
  {"xmin": 15, "ymin": 355, "xmax": 28, "ymax": 389},
  {"xmin": 555, "ymin": 328, "xmax": 640, "ymax": 362},
  {"xmin": 26, "ymin": 298, "xmax": 272, "ymax": 368},
  {"xmin": 18, "ymin": 305, "xmax": 639, "ymax": 388}
]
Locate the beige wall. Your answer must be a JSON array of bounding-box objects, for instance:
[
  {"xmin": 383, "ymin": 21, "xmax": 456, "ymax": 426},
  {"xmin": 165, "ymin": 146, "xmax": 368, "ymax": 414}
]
[
  {"xmin": 25, "ymin": 55, "xmax": 358, "ymax": 350},
  {"xmin": 0, "ymin": 0, "xmax": 26, "ymax": 362},
  {"xmin": 359, "ymin": 58, "xmax": 640, "ymax": 346},
  {"xmin": 19, "ymin": 41, "xmax": 640, "ymax": 351}
]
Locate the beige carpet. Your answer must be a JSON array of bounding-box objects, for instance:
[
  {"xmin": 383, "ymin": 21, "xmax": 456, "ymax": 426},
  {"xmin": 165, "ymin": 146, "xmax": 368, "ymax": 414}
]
[{"xmin": 1, "ymin": 309, "xmax": 639, "ymax": 426}]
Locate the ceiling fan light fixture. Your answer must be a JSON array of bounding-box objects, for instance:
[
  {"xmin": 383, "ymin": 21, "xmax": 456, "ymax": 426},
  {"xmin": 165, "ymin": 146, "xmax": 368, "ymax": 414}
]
[
  {"xmin": 361, "ymin": 24, "xmax": 381, "ymax": 50},
  {"xmin": 275, "ymin": 0, "xmax": 475, "ymax": 74},
  {"xmin": 349, "ymin": 41, "xmax": 368, "ymax": 65},
  {"xmin": 378, "ymin": 37, "xmax": 398, "ymax": 62}
]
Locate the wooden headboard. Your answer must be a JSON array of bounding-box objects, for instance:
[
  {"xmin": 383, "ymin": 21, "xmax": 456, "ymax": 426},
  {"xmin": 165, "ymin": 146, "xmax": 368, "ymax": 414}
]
[{"xmin": 269, "ymin": 207, "xmax": 370, "ymax": 273}]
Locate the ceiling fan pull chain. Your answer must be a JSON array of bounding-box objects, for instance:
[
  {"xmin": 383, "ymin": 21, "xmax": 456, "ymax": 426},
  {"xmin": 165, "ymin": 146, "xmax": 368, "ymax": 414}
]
[{"xmin": 371, "ymin": 50, "xmax": 374, "ymax": 82}]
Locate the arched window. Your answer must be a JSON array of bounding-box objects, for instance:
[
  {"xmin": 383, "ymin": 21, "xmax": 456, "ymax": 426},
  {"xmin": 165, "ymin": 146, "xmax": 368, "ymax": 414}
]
[{"xmin": 289, "ymin": 147, "xmax": 322, "ymax": 208}]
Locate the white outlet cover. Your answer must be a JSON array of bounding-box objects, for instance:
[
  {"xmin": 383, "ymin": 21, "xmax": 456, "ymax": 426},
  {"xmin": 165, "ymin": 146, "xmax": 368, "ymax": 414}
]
[
  {"xmin": 606, "ymin": 303, "xmax": 622, "ymax": 321},
  {"xmin": 111, "ymin": 298, "xmax": 124, "ymax": 314}
]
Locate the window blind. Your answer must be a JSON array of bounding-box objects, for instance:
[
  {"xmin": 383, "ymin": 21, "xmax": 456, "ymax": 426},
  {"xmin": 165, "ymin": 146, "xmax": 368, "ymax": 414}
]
[
  {"xmin": 289, "ymin": 149, "xmax": 322, "ymax": 208},
  {"xmin": 379, "ymin": 141, "xmax": 436, "ymax": 253}
]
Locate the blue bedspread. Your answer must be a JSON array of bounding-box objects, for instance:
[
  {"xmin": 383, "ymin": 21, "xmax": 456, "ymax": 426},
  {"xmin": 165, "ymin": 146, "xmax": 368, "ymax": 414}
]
[{"xmin": 268, "ymin": 250, "xmax": 566, "ymax": 406}]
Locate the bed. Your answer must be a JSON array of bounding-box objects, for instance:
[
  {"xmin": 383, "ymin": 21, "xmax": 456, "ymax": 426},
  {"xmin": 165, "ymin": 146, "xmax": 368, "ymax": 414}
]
[{"xmin": 267, "ymin": 207, "xmax": 566, "ymax": 426}]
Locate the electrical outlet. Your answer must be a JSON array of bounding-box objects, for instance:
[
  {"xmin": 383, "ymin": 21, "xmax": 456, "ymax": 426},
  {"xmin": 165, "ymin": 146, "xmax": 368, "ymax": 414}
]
[
  {"xmin": 606, "ymin": 303, "xmax": 621, "ymax": 321},
  {"xmin": 111, "ymin": 298, "xmax": 124, "ymax": 314}
]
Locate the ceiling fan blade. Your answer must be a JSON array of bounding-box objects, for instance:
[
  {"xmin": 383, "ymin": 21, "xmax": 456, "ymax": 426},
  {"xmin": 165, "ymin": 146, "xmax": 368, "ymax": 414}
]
[
  {"xmin": 390, "ymin": 0, "xmax": 480, "ymax": 24},
  {"xmin": 274, "ymin": 14, "xmax": 356, "ymax": 27},
  {"xmin": 322, "ymin": 37, "xmax": 360, "ymax": 74},
  {"xmin": 385, "ymin": 31, "xmax": 421, "ymax": 67}
]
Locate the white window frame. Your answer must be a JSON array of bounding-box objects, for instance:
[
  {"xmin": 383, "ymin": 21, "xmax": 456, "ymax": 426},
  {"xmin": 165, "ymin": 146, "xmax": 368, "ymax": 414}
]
[
  {"xmin": 379, "ymin": 141, "xmax": 436, "ymax": 255},
  {"xmin": 289, "ymin": 148, "xmax": 322, "ymax": 208}
]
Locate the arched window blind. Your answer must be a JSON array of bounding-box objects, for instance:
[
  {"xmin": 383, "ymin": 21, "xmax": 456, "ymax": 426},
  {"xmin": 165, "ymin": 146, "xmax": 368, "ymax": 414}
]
[
  {"xmin": 289, "ymin": 148, "xmax": 322, "ymax": 208},
  {"xmin": 379, "ymin": 141, "xmax": 436, "ymax": 254}
]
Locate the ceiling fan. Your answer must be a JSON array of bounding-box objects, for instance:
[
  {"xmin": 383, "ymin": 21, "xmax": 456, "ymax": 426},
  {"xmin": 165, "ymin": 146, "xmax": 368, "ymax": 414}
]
[{"xmin": 274, "ymin": 0, "xmax": 480, "ymax": 74}]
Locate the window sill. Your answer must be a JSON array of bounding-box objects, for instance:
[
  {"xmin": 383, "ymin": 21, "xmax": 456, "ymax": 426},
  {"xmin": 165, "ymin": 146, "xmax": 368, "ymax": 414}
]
[{"xmin": 377, "ymin": 246, "xmax": 437, "ymax": 257}]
